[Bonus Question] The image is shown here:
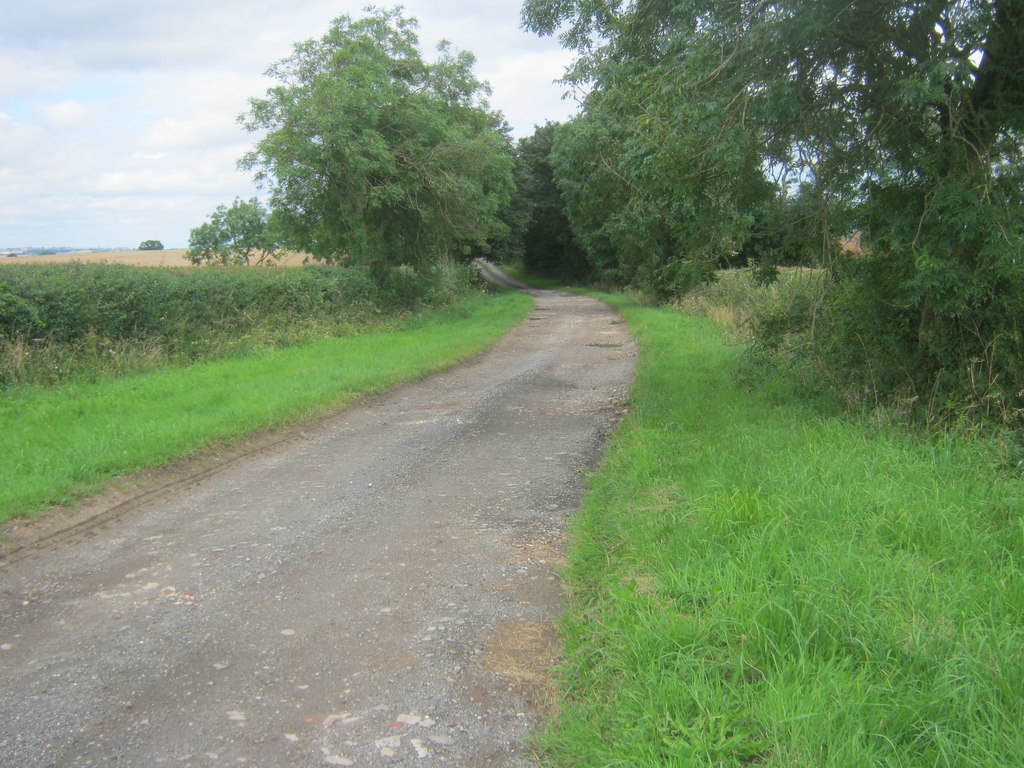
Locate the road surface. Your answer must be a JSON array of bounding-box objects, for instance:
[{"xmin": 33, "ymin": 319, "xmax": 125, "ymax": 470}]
[{"xmin": 0, "ymin": 273, "xmax": 635, "ymax": 767}]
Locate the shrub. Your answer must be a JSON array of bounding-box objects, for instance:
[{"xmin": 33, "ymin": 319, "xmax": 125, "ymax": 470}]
[
  {"xmin": 682, "ymin": 262, "xmax": 1024, "ymax": 431},
  {"xmin": 678, "ymin": 267, "xmax": 827, "ymax": 343}
]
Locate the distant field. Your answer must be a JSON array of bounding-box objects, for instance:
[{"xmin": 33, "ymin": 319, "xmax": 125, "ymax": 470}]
[{"xmin": 0, "ymin": 249, "xmax": 310, "ymax": 267}]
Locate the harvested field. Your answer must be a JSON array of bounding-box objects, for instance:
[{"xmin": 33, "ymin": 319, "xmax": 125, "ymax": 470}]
[{"xmin": 1, "ymin": 249, "xmax": 310, "ymax": 267}]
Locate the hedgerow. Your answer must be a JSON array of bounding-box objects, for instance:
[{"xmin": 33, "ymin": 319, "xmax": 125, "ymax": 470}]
[{"xmin": 0, "ymin": 261, "xmax": 477, "ymax": 387}]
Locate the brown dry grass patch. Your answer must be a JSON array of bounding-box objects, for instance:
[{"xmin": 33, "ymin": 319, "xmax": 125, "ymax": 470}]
[{"xmin": 483, "ymin": 619, "xmax": 561, "ymax": 716}]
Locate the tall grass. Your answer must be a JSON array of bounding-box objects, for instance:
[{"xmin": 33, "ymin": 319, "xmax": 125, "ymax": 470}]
[
  {"xmin": 543, "ymin": 293, "xmax": 1024, "ymax": 767},
  {"xmin": 0, "ymin": 290, "xmax": 532, "ymax": 523},
  {"xmin": 677, "ymin": 266, "xmax": 828, "ymax": 344}
]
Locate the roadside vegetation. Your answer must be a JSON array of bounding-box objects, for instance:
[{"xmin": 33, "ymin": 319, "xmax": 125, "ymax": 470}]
[
  {"xmin": 511, "ymin": 0, "xmax": 1024, "ymax": 430},
  {"xmin": 0, "ymin": 287, "xmax": 531, "ymax": 523},
  {"xmin": 539, "ymin": 285, "xmax": 1024, "ymax": 767},
  {"xmin": 0, "ymin": 260, "xmax": 478, "ymax": 388}
]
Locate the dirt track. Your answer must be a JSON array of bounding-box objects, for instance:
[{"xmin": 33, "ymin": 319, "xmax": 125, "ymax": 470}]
[{"xmin": 0, "ymin": 272, "xmax": 635, "ymax": 767}]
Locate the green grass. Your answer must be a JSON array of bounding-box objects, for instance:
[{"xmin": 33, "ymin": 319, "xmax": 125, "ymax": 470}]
[
  {"xmin": 0, "ymin": 289, "xmax": 532, "ymax": 523},
  {"xmin": 543, "ymin": 292, "xmax": 1024, "ymax": 767}
]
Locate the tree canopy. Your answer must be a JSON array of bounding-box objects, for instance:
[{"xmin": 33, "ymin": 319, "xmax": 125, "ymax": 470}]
[
  {"xmin": 238, "ymin": 8, "xmax": 514, "ymax": 267},
  {"xmin": 523, "ymin": 0, "xmax": 1024, "ymax": 420},
  {"xmin": 187, "ymin": 198, "xmax": 282, "ymax": 266},
  {"xmin": 510, "ymin": 123, "xmax": 589, "ymax": 279}
]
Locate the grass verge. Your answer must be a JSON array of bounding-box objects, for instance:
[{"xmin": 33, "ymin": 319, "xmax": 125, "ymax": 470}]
[
  {"xmin": 543, "ymin": 292, "xmax": 1024, "ymax": 767},
  {"xmin": 0, "ymin": 289, "xmax": 532, "ymax": 523}
]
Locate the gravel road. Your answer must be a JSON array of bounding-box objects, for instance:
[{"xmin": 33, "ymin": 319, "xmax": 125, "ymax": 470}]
[{"xmin": 0, "ymin": 271, "xmax": 635, "ymax": 768}]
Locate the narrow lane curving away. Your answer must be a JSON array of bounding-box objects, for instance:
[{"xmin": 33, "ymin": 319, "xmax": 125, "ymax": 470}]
[{"xmin": 0, "ymin": 275, "xmax": 635, "ymax": 767}]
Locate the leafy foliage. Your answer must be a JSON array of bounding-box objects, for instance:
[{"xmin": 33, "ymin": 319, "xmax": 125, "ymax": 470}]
[
  {"xmin": 239, "ymin": 8, "xmax": 514, "ymax": 267},
  {"xmin": 187, "ymin": 198, "xmax": 282, "ymax": 266},
  {"xmin": 0, "ymin": 262, "xmax": 477, "ymax": 344},
  {"xmin": 533, "ymin": 10, "xmax": 777, "ymax": 296},
  {"xmin": 524, "ymin": 0, "xmax": 1024, "ymax": 424},
  {"xmin": 737, "ymin": 184, "xmax": 835, "ymax": 274},
  {"xmin": 138, "ymin": 240, "xmax": 164, "ymax": 251},
  {"xmin": 509, "ymin": 123, "xmax": 589, "ymax": 279},
  {"xmin": 0, "ymin": 261, "xmax": 481, "ymax": 388}
]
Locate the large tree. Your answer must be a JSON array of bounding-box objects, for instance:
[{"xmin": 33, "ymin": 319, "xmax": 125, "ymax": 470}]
[
  {"xmin": 239, "ymin": 8, "xmax": 514, "ymax": 267},
  {"xmin": 526, "ymin": 0, "xmax": 1024, "ymax": 415}
]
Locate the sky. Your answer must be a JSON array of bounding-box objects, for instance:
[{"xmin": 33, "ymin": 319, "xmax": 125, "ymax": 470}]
[{"xmin": 0, "ymin": 1, "xmax": 578, "ymax": 249}]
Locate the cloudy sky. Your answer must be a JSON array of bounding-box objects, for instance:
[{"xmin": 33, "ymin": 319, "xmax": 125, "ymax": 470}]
[{"xmin": 1, "ymin": 1, "xmax": 578, "ymax": 249}]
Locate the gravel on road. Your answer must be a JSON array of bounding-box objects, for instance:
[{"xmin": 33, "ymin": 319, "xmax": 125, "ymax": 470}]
[{"xmin": 0, "ymin": 276, "xmax": 635, "ymax": 767}]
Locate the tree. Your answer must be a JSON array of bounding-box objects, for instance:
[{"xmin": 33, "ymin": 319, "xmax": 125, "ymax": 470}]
[
  {"xmin": 138, "ymin": 240, "xmax": 164, "ymax": 251},
  {"xmin": 523, "ymin": 1, "xmax": 776, "ymax": 296},
  {"xmin": 508, "ymin": 123, "xmax": 589, "ymax": 279},
  {"xmin": 238, "ymin": 8, "xmax": 514, "ymax": 268},
  {"xmin": 525, "ymin": 0, "xmax": 1024, "ymax": 418},
  {"xmin": 187, "ymin": 198, "xmax": 282, "ymax": 266},
  {"xmin": 548, "ymin": 109, "xmax": 633, "ymax": 285}
]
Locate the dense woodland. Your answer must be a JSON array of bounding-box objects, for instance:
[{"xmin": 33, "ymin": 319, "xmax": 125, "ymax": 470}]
[{"xmin": 182, "ymin": 2, "xmax": 1024, "ymax": 429}]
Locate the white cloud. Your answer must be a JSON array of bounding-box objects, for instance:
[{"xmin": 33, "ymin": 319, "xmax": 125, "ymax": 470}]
[
  {"xmin": 143, "ymin": 113, "xmax": 246, "ymax": 152},
  {"xmin": 1, "ymin": 0, "xmax": 578, "ymax": 248},
  {"xmin": 37, "ymin": 99, "xmax": 92, "ymax": 130},
  {"xmin": 487, "ymin": 49, "xmax": 580, "ymax": 133},
  {"xmin": 0, "ymin": 51, "xmax": 76, "ymax": 99}
]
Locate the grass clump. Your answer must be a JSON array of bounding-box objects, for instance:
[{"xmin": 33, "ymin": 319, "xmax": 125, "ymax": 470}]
[
  {"xmin": 0, "ymin": 289, "xmax": 532, "ymax": 523},
  {"xmin": 677, "ymin": 266, "xmax": 827, "ymax": 344},
  {"xmin": 543, "ymin": 293, "xmax": 1024, "ymax": 767}
]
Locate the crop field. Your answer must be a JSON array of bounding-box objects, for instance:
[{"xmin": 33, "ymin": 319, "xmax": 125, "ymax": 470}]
[{"xmin": 0, "ymin": 249, "xmax": 310, "ymax": 267}]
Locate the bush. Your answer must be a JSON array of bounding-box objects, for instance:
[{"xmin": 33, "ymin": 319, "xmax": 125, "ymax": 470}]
[
  {"xmin": 0, "ymin": 264, "xmax": 372, "ymax": 342},
  {"xmin": 678, "ymin": 267, "xmax": 827, "ymax": 343},
  {"xmin": 138, "ymin": 240, "xmax": 164, "ymax": 251},
  {"xmin": 678, "ymin": 266, "xmax": 833, "ymax": 398},
  {"xmin": 682, "ymin": 261, "xmax": 1024, "ymax": 431}
]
